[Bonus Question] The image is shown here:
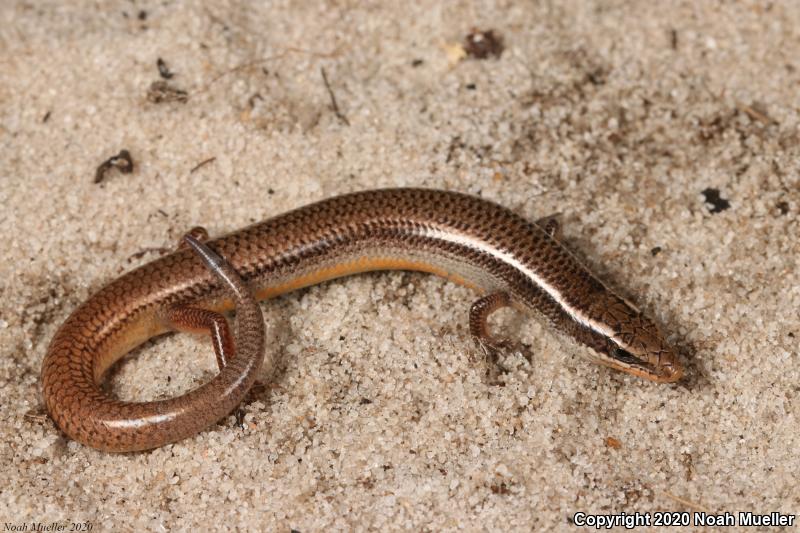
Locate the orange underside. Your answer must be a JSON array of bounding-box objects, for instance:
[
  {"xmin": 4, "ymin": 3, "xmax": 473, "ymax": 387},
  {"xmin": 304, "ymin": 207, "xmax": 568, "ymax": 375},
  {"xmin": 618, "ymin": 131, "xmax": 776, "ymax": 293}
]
[
  {"xmin": 254, "ymin": 257, "xmax": 478, "ymax": 301},
  {"xmin": 102, "ymin": 257, "xmax": 680, "ymax": 384},
  {"xmin": 198, "ymin": 256, "xmax": 480, "ymax": 316},
  {"xmin": 102, "ymin": 257, "xmax": 477, "ymax": 380}
]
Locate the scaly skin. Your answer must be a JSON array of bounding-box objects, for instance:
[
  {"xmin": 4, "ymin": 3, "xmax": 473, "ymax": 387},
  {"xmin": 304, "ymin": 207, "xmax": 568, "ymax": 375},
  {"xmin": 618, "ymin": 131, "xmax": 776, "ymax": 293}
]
[{"xmin": 41, "ymin": 188, "xmax": 682, "ymax": 452}]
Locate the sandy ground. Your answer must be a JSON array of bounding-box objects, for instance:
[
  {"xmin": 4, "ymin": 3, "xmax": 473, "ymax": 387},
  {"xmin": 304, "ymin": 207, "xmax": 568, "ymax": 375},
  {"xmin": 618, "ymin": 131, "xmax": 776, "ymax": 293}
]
[{"xmin": 1, "ymin": 1, "xmax": 798, "ymax": 531}]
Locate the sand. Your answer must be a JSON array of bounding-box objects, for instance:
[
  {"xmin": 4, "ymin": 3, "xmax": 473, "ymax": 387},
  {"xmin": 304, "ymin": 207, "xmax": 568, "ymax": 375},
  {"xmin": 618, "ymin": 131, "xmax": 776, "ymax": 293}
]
[{"xmin": 1, "ymin": 1, "xmax": 798, "ymax": 531}]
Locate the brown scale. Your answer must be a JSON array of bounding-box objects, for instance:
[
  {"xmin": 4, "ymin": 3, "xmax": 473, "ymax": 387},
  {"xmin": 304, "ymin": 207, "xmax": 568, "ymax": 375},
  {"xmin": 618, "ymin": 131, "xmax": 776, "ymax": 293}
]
[{"xmin": 41, "ymin": 188, "xmax": 681, "ymax": 452}]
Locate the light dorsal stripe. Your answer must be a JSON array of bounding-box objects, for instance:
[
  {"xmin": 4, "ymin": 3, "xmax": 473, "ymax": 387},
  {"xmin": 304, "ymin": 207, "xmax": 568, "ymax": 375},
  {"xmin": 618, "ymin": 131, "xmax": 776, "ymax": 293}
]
[{"xmin": 424, "ymin": 227, "xmax": 618, "ymax": 341}]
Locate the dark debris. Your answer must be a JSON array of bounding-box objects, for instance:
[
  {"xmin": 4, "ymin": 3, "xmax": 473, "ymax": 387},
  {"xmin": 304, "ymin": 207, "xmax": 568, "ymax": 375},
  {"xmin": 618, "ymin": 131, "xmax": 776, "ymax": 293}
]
[
  {"xmin": 701, "ymin": 188, "xmax": 731, "ymax": 214},
  {"xmin": 464, "ymin": 29, "xmax": 504, "ymax": 59},
  {"xmin": 189, "ymin": 157, "xmax": 216, "ymax": 174},
  {"xmin": 490, "ymin": 482, "xmax": 511, "ymax": 495},
  {"xmin": 94, "ymin": 149, "xmax": 134, "ymax": 183},
  {"xmin": 147, "ymin": 80, "xmax": 188, "ymax": 104},
  {"xmin": 127, "ymin": 246, "xmax": 170, "ymax": 262},
  {"xmin": 157, "ymin": 57, "xmax": 174, "ymax": 79}
]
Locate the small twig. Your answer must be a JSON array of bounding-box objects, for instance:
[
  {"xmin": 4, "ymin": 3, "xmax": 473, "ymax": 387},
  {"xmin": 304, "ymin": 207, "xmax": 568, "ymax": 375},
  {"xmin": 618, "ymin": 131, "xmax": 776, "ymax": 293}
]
[
  {"xmin": 736, "ymin": 101, "xmax": 776, "ymax": 125},
  {"xmin": 23, "ymin": 408, "xmax": 49, "ymax": 423},
  {"xmin": 190, "ymin": 156, "xmax": 216, "ymax": 174},
  {"xmin": 661, "ymin": 490, "xmax": 714, "ymax": 514},
  {"xmin": 320, "ymin": 67, "xmax": 350, "ymax": 126},
  {"xmin": 196, "ymin": 46, "xmax": 341, "ymax": 95},
  {"xmin": 200, "ymin": 53, "xmax": 289, "ymax": 92},
  {"xmin": 128, "ymin": 246, "xmax": 172, "ymax": 262},
  {"xmin": 147, "ymin": 81, "xmax": 188, "ymax": 104}
]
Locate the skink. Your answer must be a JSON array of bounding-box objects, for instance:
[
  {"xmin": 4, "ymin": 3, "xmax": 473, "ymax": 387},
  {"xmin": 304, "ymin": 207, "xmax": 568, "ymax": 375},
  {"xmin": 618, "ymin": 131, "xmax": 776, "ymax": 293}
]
[{"xmin": 41, "ymin": 188, "xmax": 682, "ymax": 452}]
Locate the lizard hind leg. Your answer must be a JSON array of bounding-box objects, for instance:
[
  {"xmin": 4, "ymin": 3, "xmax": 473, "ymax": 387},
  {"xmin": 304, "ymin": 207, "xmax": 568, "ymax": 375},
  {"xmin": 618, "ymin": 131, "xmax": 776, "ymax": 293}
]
[
  {"xmin": 177, "ymin": 226, "xmax": 210, "ymax": 249},
  {"xmin": 163, "ymin": 306, "xmax": 235, "ymax": 371},
  {"xmin": 164, "ymin": 229, "xmax": 237, "ymax": 371}
]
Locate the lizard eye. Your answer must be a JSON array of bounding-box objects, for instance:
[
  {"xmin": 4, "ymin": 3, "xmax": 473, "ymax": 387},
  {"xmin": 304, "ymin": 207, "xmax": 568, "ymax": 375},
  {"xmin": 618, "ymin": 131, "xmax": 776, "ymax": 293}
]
[{"xmin": 610, "ymin": 346, "xmax": 639, "ymax": 365}]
